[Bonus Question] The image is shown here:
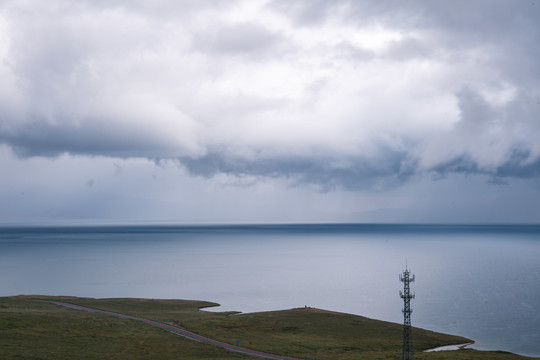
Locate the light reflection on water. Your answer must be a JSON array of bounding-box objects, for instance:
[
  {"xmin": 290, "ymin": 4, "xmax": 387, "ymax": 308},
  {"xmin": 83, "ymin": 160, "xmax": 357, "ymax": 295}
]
[{"xmin": 0, "ymin": 224, "xmax": 539, "ymax": 356}]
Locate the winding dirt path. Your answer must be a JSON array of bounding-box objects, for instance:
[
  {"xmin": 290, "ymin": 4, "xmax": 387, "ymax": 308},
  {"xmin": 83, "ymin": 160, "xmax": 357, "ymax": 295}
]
[{"xmin": 51, "ymin": 301, "xmax": 302, "ymax": 360}]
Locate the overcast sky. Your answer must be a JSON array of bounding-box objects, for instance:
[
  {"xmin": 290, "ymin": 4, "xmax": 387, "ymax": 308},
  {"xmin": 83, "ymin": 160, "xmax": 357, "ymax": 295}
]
[{"xmin": 1, "ymin": 0, "xmax": 540, "ymax": 224}]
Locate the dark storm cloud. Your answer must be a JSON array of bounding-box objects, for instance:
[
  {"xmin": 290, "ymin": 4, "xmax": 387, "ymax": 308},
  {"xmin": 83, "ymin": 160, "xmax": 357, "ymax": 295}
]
[
  {"xmin": 0, "ymin": 118, "xmax": 178, "ymax": 158},
  {"xmin": 496, "ymin": 150, "xmax": 540, "ymax": 179},
  {"xmin": 180, "ymin": 146, "xmax": 415, "ymax": 191},
  {"xmin": 429, "ymin": 150, "xmax": 540, "ymax": 182},
  {"xmin": 1, "ymin": 0, "xmax": 540, "ymax": 191}
]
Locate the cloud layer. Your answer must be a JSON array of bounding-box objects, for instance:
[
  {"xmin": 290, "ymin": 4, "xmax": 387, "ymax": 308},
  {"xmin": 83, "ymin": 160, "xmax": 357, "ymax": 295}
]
[{"xmin": 1, "ymin": 0, "xmax": 540, "ymax": 190}]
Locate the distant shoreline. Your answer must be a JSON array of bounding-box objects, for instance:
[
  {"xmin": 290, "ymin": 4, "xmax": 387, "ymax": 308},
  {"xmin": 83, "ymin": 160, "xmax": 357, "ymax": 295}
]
[{"xmin": 2, "ymin": 222, "xmax": 540, "ymax": 229}]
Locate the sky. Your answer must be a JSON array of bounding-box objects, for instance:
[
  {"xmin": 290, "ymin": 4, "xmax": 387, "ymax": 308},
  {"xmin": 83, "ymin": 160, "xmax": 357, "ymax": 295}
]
[{"xmin": 1, "ymin": 0, "xmax": 540, "ymax": 224}]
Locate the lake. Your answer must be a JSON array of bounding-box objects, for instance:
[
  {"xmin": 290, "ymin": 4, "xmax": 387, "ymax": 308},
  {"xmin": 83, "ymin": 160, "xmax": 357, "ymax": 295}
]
[{"xmin": 0, "ymin": 224, "xmax": 539, "ymax": 356}]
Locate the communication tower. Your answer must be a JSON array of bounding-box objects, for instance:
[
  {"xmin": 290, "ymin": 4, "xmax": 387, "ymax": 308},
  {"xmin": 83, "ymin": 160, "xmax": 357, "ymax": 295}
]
[{"xmin": 399, "ymin": 267, "xmax": 415, "ymax": 360}]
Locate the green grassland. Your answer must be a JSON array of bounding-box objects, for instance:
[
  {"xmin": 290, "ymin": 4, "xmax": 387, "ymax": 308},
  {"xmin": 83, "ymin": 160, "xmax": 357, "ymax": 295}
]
[{"xmin": 0, "ymin": 295, "xmax": 536, "ymax": 360}]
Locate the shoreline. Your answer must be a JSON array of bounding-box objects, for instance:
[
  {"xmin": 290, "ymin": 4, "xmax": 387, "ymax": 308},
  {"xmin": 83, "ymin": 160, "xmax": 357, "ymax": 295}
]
[
  {"xmin": 2, "ymin": 295, "xmax": 537, "ymax": 359},
  {"xmin": 424, "ymin": 342, "xmax": 476, "ymax": 352}
]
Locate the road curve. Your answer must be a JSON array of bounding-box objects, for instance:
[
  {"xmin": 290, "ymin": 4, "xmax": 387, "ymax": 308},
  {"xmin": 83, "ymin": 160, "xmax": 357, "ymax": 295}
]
[{"xmin": 51, "ymin": 301, "xmax": 302, "ymax": 360}]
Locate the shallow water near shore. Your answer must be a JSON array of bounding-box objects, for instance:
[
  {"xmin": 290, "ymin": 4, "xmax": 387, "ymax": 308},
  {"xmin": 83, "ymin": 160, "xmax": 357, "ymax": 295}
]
[{"xmin": 1, "ymin": 224, "xmax": 539, "ymax": 356}]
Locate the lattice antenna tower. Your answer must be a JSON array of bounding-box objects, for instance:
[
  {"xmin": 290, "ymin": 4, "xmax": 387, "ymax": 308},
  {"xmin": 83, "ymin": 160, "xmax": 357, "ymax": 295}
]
[{"xmin": 399, "ymin": 266, "xmax": 415, "ymax": 360}]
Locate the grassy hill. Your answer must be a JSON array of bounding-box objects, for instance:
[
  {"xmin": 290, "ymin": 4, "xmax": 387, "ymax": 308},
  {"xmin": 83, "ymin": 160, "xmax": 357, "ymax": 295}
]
[{"xmin": 0, "ymin": 295, "xmax": 535, "ymax": 360}]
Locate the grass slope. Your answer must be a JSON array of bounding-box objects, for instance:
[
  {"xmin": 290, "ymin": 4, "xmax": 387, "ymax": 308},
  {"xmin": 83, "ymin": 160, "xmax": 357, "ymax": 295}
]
[
  {"xmin": 0, "ymin": 295, "xmax": 536, "ymax": 360},
  {"xmin": 0, "ymin": 296, "xmax": 248, "ymax": 360}
]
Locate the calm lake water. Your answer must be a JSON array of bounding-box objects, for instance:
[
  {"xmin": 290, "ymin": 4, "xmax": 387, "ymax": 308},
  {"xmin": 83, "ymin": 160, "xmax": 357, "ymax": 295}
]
[{"xmin": 1, "ymin": 224, "xmax": 539, "ymax": 356}]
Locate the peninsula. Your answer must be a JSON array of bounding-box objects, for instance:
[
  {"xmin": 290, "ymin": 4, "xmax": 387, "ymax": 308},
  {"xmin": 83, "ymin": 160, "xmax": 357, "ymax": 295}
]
[{"xmin": 0, "ymin": 295, "xmax": 534, "ymax": 360}]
